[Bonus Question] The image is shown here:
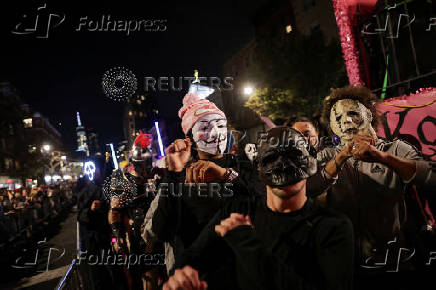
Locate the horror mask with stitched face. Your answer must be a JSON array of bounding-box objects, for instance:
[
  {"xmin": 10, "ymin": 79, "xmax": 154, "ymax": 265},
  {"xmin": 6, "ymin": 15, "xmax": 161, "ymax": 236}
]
[
  {"xmin": 192, "ymin": 113, "xmax": 227, "ymax": 155},
  {"xmin": 330, "ymin": 99, "xmax": 375, "ymax": 144},
  {"xmin": 257, "ymin": 127, "xmax": 317, "ymax": 188}
]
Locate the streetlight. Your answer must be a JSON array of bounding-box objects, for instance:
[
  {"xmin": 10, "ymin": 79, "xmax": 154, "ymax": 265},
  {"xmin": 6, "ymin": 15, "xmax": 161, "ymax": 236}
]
[
  {"xmin": 243, "ymin": 86, "xmax": 254, "ymax": 96},
  {"xmin": 42, "ymin": 144, "xmax": 51, "ymax": 152}
]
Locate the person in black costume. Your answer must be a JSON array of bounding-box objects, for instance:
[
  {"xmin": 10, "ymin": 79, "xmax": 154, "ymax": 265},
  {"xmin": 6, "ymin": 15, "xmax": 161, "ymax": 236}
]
[
  {"xmin": 107, "ymin": 132, "xmax": 165, "ymax": 290},
  {"xmin": 142, "ymin": 83, "xmax": 252, "ymax": 274},
  {"xmin": 77, "ymin": 157, "xmax": 113, "ymax": 290},
  {"xmin": 163, "ymin": 127, "xmax": 354, "ymax": 290}
]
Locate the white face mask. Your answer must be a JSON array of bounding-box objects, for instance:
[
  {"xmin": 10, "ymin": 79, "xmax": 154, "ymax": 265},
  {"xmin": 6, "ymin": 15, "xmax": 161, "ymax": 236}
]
[
  {"xmin": 192, "ymin": 113, "xmax": 227, "ymax": 155},
  {"xmin": 330, "ymin": 99, "xmax": 374, "ymax": 144},
  {"xmin": 244, "ymin": 143, "xmax": 258, "ymax": 162}
]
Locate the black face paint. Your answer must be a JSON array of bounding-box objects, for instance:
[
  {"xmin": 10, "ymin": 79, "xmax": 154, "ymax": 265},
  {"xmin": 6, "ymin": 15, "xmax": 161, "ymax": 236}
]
[{"xmin": 256, "ymin": 127, "xmax": 317, "ymax": 187}]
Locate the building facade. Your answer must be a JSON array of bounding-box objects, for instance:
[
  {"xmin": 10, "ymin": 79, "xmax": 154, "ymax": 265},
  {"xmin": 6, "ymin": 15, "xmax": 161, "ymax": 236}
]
[
  {"xmin": 0, "ymin": 82, "xmax": 64, "ymax": 187},
  {"xmin": 75, "ymin": 111, "xmax": 89, "ymax": 156},
  {"xmin": 123, "ymin": 94, "xmax": 159, "ymax": 148}
]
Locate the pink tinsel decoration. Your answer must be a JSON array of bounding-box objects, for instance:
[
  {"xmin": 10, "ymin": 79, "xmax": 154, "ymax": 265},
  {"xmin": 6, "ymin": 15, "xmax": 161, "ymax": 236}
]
[
  {"xmin": 380, "ymin": 87, "xmax": 436, "ymax": 103},
  {"xmin": 332, "ymin": 0, "xmax": 364, "ymax": 86}
]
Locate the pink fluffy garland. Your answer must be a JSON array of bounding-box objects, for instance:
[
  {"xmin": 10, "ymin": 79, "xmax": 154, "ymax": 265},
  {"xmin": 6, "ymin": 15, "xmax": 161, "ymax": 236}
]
[
  {"xmin": 332, "ymin": 0, "xmax": 364, "ymax": 86},
  {"xmin": 381, "ymin": 87, "xmax": 436, "ymax": 103}
]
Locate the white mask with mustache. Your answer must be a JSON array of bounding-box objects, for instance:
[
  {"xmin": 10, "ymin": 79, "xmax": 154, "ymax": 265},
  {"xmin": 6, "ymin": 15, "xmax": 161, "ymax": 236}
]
[{"xmin": 192, "ymin": 113, "xmax": 228, "ymax": 155}]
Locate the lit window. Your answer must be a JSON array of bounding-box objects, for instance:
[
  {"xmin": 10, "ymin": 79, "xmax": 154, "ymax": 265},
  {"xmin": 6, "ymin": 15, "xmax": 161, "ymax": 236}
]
[
  {"xmin": 23, "ymin": 118, "xmax": 33, "ymax": 128},
  {"xmin": 141, "ymin": 95, "xmax": 145, "ymax": 101},
  {"xmin": 285, "ymin": 25, "xmax": 292, "ymax": 34},
  {"xmin": 5, "ymin": 158, "xmax": 12, "ymax": 169},
  {"xmin": 139, "ymin": 112, "xmax": 143, "ymax": 117},
  {"xmin": 137, "ymin": 100, "xmax": 141, "ymax": 105},
  {"xmin": 129, "ymin": 111, "xmax": 132, "ymax": 116}
]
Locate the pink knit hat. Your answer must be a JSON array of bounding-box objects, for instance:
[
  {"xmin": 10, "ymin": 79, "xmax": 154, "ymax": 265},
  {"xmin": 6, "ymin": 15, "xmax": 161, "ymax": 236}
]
[{"xmin": 178, "ymin": 92, "xmax": 226, "ymax": 135}]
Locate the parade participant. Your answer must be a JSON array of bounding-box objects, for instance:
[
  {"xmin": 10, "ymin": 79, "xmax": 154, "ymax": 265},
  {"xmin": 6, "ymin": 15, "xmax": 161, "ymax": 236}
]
[
  {"xmin": 77, "ymin": 157, "xmax": 113, "ymax": 289},
  {"xmin": 164, "ymin": 127, "xmax": 354, "ymax": 290},
  {"xmin": 142, "ymin": 82, "xmax": 252, "ymax": 273},
  {"xmin": 236, "ymin": 140, "xmax": 265, "ymax": 196},
  {"xmin": 243, "ymin": 143, "xmax": 258, "ymax": 162},
  {"xmin": 78, "ymin": 157, "xmax": 109, "ymax": 253},
  {"xmin": 288, "ymin": 116, "xmax": 340, "ymax": 204},
  {"xmin": 289, "ymin": 116, "xmax": 320, "ymax": 148},
  {"xmin": 288, "ymin": 116, "xmax": 340, "ymax": 152},
  {"xmin": 312, "ymin": 86, "xmax": 435, "ymax": 283},
  {"xmin": 107, "ymin": 132, "xmax": 165, "ymax": 290}
]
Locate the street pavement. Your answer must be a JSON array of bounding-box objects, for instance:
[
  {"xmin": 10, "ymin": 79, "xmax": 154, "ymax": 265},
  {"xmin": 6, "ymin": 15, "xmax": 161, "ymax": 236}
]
[{"xmin": 0, "ymin": 210, "xmax": 78, "ymax": 290}]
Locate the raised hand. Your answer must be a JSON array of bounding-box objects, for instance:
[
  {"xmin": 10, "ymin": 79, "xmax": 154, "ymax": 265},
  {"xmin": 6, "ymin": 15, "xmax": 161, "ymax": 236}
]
[
  {"xmin": 349, "ymin": 134, "xmax": 382, "ymax": 162},
  {"xmin": 165, "ymin": 138, "xmax": 192, "ymax": 172},
  {"xmin": 163, "ymin": 266, "xmax": 207, "ymax": 290},
  {"xmin": 185, "ymin": 160, "xmax": 227, "ymax": 183},
  {"xmin": 215, "ymin": 213, "xmax": 252, "ymax": 237}
]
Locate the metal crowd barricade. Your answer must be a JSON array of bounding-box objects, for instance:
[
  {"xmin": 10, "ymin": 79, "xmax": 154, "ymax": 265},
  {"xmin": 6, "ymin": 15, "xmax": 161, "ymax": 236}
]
[{"xmin": 56, "ymin": 222, "xmax": 83, "ymax": 290}]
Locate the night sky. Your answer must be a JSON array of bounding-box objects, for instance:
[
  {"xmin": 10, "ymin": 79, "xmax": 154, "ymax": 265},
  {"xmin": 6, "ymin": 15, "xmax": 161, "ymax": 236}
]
[{"xmin": 0, "ymin": 0, "xmax": 266, "ymax": 151}]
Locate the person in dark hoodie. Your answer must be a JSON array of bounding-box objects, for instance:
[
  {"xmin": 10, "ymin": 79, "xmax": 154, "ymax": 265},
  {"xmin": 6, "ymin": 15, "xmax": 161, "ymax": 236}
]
[
  {"xmin": 163, "ymin": 127, "xmax": 354, "ymax": 290},
  {"xmin": 142, "ymin": 83, "xmax": 251, "ymax": 274},
  {"xmin": 77, "ymin": 157, "xmax": 113, "ymax": 289},
  {"xmin": 107, "ymin": 132, "xmax": 166, "ymax": 290}
]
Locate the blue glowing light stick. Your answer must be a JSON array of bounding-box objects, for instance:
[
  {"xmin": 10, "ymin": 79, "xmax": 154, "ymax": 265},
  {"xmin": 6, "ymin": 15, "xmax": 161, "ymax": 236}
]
[
  {"xmin": 155, "ymin": 122, "xmax": 165, "ymax": 157},
  {"xmin": 108, "ymin": 143, "xmax": 119, "ymax": 169}
]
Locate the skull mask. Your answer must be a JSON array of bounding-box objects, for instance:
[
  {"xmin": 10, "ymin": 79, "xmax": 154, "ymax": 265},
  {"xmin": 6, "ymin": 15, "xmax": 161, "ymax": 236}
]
[
  {"xmin": 192, "ymin": 113, "xmax": 227, "ymax": 155},
  {"xmin": 330, "ymin": 99, "xmax": 375, "ymax": 144},
  {"xmin": 244, "ymin": 143, "xmax": 258, "ymax": 162},
  {"xmin": 257, "ymin": 127, "xmax": 317, "ymax": 188}
]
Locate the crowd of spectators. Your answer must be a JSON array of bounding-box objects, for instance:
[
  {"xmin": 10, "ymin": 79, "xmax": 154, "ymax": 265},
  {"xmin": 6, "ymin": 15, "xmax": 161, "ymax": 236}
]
[{"xmin": 0, "ymin": 183, "xmax": 73, "ymax": 244}]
